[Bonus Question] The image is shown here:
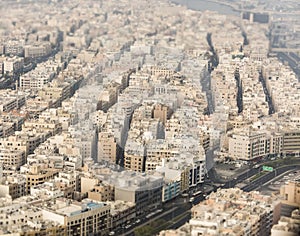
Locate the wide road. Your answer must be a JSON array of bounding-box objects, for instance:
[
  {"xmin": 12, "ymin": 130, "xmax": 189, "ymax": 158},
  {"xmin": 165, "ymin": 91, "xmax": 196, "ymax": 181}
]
[
  {"xmin": 241, "ymin": 164, "xmax": 300, "ymax": 192},
  {"xmin": 121, "ymin": 160, "xmax": 300, "ymax": 235}
]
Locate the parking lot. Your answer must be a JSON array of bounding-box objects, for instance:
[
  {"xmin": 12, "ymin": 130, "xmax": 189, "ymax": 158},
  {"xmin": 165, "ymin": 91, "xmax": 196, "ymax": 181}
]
[{"xmin": 214, "ymin": 161, "xmax": 250, "ymax": 181}]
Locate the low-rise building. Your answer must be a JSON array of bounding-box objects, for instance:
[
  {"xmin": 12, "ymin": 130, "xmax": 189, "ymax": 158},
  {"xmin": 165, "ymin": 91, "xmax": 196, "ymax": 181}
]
[
  {"xmin": 280, "ymin": 179, "xmax": 300, "ymax": 206},
  {"xmin": 160, "ymin": 188, "xmax": 281, "ymax": 236},
  {"xmin": 108, "ymin": 200, "xmax": 136, "ymax": 231},
  {"xmin": 42, "ymin": 198, "xmax": 110, "ymax": 236},
  {"xmin": 88, "ymin": 183, "xmax": 115, "ymax": 202},
  {"xmin": 21, "ymin": 164, "xmax": 59, "ymax": 194},
  {"xmin": 98, "ymin": 170, "xmax": 163, "ymax": 217},
  {"xmin": 271, "ymin": 209, "xmax": 300, "ymax": 236},
  {"xmin": 24, "ymin": 43, "xmax": 51, "ymax": 58},
  {"xmin": 0, "ymin": 148, "xmax": 26, "ymax": 171},
  {"xmin": 3, "ymin": 56, "xmax": 24, "ymax": 74},
  {"xmin": 0, "ymin": 90, "xmax": 26, "ymax": 114},
  {"xmin": 228, "ymin": 130, "xmax": 270, "ymax": 160},
  {"xmin": 0, "ymin": 174, "xmax": 26, "ymax": 199}
]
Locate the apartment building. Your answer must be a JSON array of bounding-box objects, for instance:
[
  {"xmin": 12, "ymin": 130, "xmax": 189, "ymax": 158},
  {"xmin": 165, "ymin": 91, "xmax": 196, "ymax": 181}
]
[
  {"xmin": 145, "ymin": 139, "xmax": 179, "ymax": 172},
  {"xmin": 124, "ymin": 144, "xmax": 145, "ymax": 172},
  {"xmin": 38, "ymin": 81, "xmax": 72, "ymax": 107},
  {"xmin": 271, "ymin": 209, "xmax": 300, "ymax": 236},
  {"xmin": 24, "ymin": 43, "xmax": 51, "ymax": 58},
  {"xmin": 54, "ymin": 171, "xmax": 81, "ymax": 198},
  {"xmin": 20, "ymin": 72, "xmax": 56, "ymax": 91},
  {"xmin": 0, "ymin": 203, "xmax": 63, "ymax": 235},
  {"xmin": 0, "ymin": 174, "xmax": 26, "ymax": 199},
  {"xmin": 3, "ymin": 56, "xmax": 24, "ymax": 74},
  {"xmin": 124, "ymin": 151, "xmax": 145, "ymax": 173},
  {"xmin": 22, "ymin": 164, "xmax": 59, "ymax": 194},
  {"xmin": 0, "ymin": 113, "xmax": 25, "ymax": 132},
  {"xmin": 147, "ymin": 66, "xmax": 176, "ymax": 77},
  {"xmin": 22, "ymin": 117, "xmax": 62, "ymax": 137},
  {"xmin": 0, "ymin": 135, "xmax": 29, "ymax": 156},
  {"xmin": 283, "ymin": 130, "xmax": 300, "ymax": 155},
  {"xmin": 227, "ymin": 125, "xmax": 300, "ymax": 160},
  {"xmin": 42, "ymin": 198, "xmax": 110, "ymax": 236},
  {"xmin": 155, "ymin": 154, "xmax": 205, "ymax": 193},
  {"xmin": 160, "ymin": 188, "xmax": 281, "ymax": 236},
  {"xmin": 30, "ymin": 181, "xmax": 64, "ymax": 199},
  {"xmin": 108, "ymin": 200, "xmax": 136, "ymax": 231},
  {"xmin": 96, "ymin": 170, "xmax": 163, "ymax": 217},
  {"xmin": 153, "ymin": 103, "xmax": 172, "ymax": 125},
  {"xmin": 0, "ymin": 148, "xmax": 26, "ymax": 171},
  {"xmin": 228, "ymin": 130, "xmax": 270, "ymax": 160},
  {"xmin": 0, "ymin": 123, "xmax": 15, "ymax": 138},
  {"xmin": 96, "ymin": 83, "xmax": 120, "ymax": 113},
  {"xmin": 280, "ymin": 180, "xmax": 300, "ymax": 206},
  {"xmin": 4, "ymin": 40, "xmax": 24, "ymax": 56},
  {"xmin": 98, "ymin": 131, "xmax": 119, "ymax": 163},
  {"xmin": 0, "ymin": 90, "xmax": 26, "ymax": 114},
  {"xmin": 88, "ymin": 183, "xmax": 115, "ymax": 202},
  {"xmin": 19, "ymin": 60, "xmax": 59, "ymax": 91}
]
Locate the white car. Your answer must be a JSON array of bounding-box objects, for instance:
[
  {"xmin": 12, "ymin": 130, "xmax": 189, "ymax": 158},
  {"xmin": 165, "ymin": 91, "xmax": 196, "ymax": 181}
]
[{"xmin": 135, "ymin": 219, "xmax": 141, "ymax": 224}]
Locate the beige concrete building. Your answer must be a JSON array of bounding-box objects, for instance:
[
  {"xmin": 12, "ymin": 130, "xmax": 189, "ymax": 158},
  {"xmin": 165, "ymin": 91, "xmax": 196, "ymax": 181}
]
[
  {"xmin": 80, "ymin": 176, "xmax": 99, "ymax": 194},
  {"xmin": 0, "ymin": 201, "xmax": 66, "ymax": 235},
  {"xmin": 88, "ymin": 183, "xmax": 115, "ymax": 202},
  {"xmin": 153, "ymin": 103, "xmax": 172, "ymax": 125},
  {"xmin": 283, "ymin": 130, "xmax": 300, "ymax": 155},
  {"xmin": 23, "ymin": 165, "xmax": 59, "ymax": 194},
  {"xmin": 99, "ymin": 170, "xmax": 163, "ymax": 216},
  {"xmin": 3, "ymin": 56, "xmax": 24, "ymax": 74},
  {"xmin": 270, "ymin": 133, "xmax": 284, "ymax": 155},
  {"xmin": 97, "ymin": 83, "xmax": 120, "ymax": 112},
  {"xmin": 280, "ymin": 180, "xmax": 300, "ymax": 206},
  {"xmin": 54, "ymin": 171, "xmax": 81, "ymax": 199},
  {"xmin": 0, "ymin": 148, "xmax": 26, "ymax": 171},
  {"xmin": 24, "ymin": 43, "xmax": 51, "ymax": 58},
  {"xmin": 160, "ymin": 188, "xmax": 282, "ymax": 236},
  {"xmin": 0, "ymin": 135, "xmax": 29, "ymax": 156},
  {"xmin": 148, "ymin": 66, "xmax": 176, "ymax": 77},
  {"xmin": 42, "ymin": 198, "xmax": 110, "ymax": 236},
  {"xmin": 20, "ymin": 73, "xmax": 55, "ymax": 91},
  {"xmin": 0, "ymin": 122, "xmax": 15, "ymax": 138},
  {"xmin": 0, "ymin": 90, "xmax": 26, "ymax": 114},
  {"xmin": 228, "ymin": 130, "xmax": 270, "ymax": 160},
  {"xmin": 38, "ymin": 82, "xmax": 72, "ymax": 107},
  {"xmin": 271, "ymin": 210, "xmax": 300, "ymax": 236},
  {"xmin": 0, "ymin": 174, "xmax": 26, "ymax": 199},
  {"xmin": 22, "ymin": 117, "xmax": 62, "ymax": 137},
  {"xmin": 108, "ymin": 200, "xmax": 136, "ymax": 231},
  {"xmin": 98, "ymin": 132, "xmax": 118, "ymax": 163},
  {"xmin": 200, "ymin": 129, "xmax": 210, "ymax": 153},
  {"xmin": 124, "ymin": 148, "xmax": 145, "ymax": 173},
  {"xmin": 145, "ymin": 139, "xmax": 178, "ymax": 172},
  {"xmin": 14, "ymin": 225, "xmax": 67, "ymax": 236}
]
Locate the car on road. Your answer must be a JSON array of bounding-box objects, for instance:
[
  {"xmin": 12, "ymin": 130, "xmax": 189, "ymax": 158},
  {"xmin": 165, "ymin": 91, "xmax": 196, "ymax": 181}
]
[
  {"xmin": 125, "ymin": 224, "xmax": 131, "ymax": 229},
  {"xmin": 135, "ymin": 219, "xmax": 141, "ymax": 224},
  {"xmin": 192, "ymin": 191, "xmax": 202, "ymax": 197}
]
